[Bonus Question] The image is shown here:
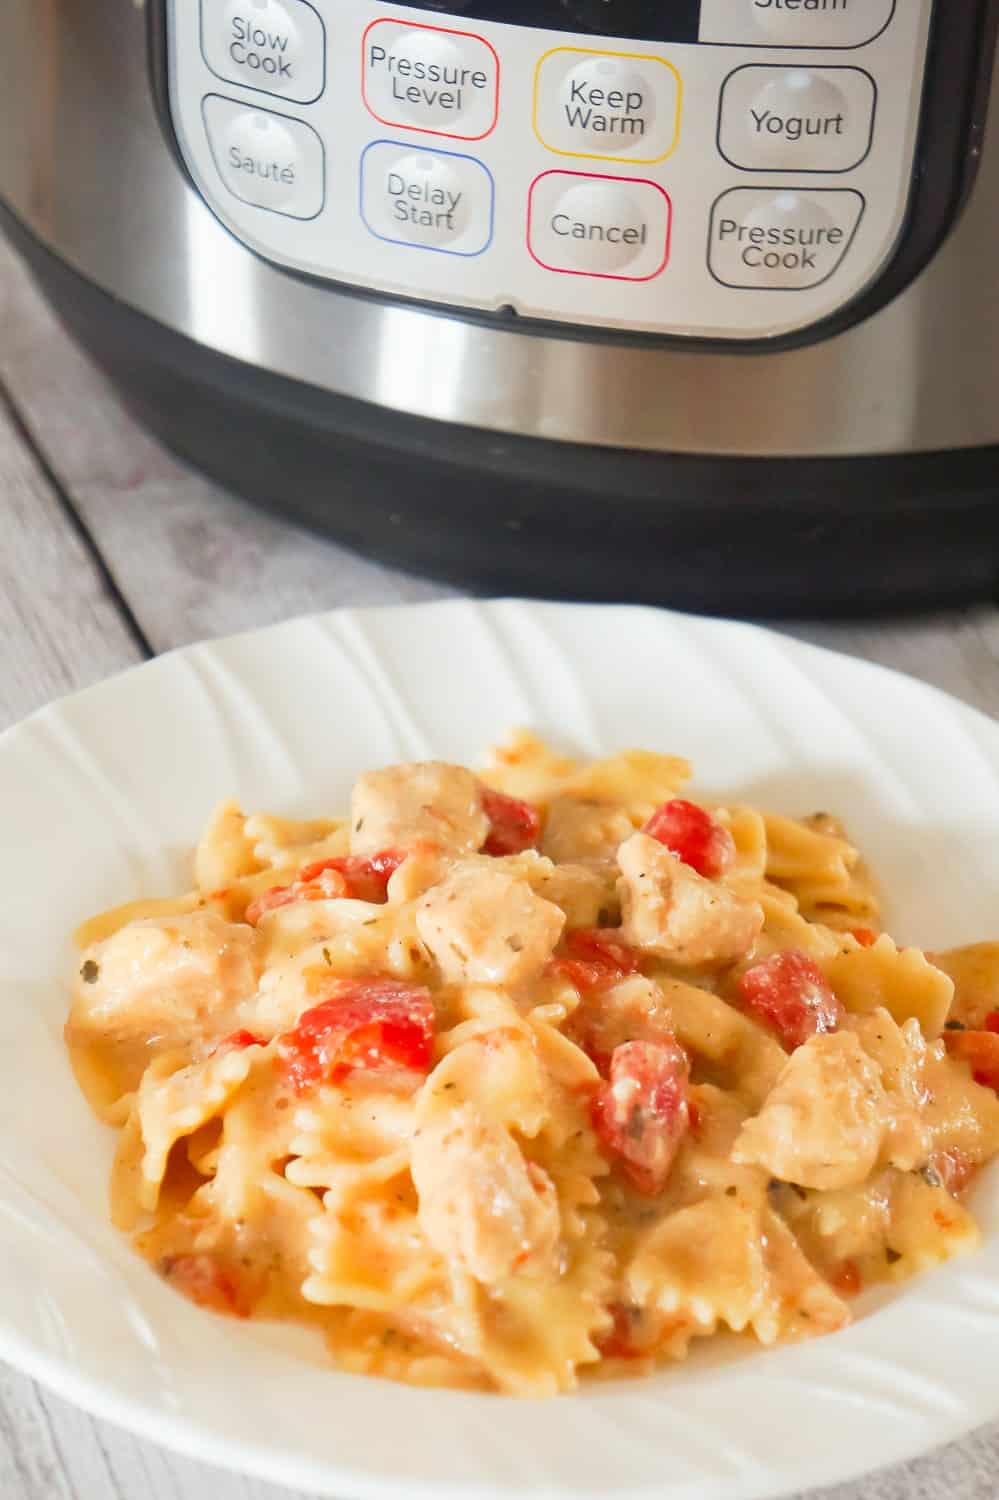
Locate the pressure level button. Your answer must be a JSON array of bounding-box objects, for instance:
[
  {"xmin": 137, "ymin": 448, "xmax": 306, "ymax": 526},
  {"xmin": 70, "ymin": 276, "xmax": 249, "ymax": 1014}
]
[
  {"xmin": 708, "ymin": 186, "xmax": 864, "ymax": 289},
  {"xmin": 201, "ymin": 0, "xmax": 327, "ymax": 104}
]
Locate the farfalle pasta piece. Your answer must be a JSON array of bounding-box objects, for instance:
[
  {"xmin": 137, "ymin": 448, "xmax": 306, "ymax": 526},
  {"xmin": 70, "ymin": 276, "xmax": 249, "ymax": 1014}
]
[{"xmin": 823, "ymin": 934, "xmax": 954, "ymax": 1038}]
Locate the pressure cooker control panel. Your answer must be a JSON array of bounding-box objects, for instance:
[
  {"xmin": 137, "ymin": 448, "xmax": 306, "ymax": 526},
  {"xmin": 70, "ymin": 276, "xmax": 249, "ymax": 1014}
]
[{"xmin": 165, "ymin": 0, "xmax": 933, "ymax": 340}]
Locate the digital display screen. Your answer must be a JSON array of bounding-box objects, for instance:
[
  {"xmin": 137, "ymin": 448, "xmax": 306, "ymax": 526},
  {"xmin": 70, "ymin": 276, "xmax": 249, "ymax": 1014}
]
[{"xmin": 393, "ymin": 0, "xmax": 701, "ymax": 42}]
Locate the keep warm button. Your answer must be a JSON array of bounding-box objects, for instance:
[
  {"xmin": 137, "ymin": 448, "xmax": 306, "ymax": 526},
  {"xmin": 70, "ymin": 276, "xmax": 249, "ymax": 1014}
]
[
  {"xmin": 708, "ymin": 187, "xmax": 864, "ymax": 290},
  {"xmin": 528, "ymin": 171, "xmax": 671, "ymax": 280}
]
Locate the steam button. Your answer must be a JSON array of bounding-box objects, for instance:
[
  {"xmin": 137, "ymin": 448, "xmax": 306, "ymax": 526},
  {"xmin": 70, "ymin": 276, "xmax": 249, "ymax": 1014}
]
[
  {"xmin": 202, "ymin": 95, "xmax": 326, "ymax": 219},
  {"xmin": 201, "ymin": 0, "xmax": 326, "ymax": 104},
  {"xmin": 699, "ymin": 0, "xmax": 895, "ymax": 47}
]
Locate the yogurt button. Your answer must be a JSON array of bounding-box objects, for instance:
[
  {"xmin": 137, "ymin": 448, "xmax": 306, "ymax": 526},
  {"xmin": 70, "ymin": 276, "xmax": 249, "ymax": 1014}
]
[
  {"xmin": 699, "ymin": 0, "xmax": 895, "ymax": 48},
  {"xmin": 708, "ymin": 186, "xmax": 865, "ymax": 289},
  {"xmin": 202, "ymin": 95, "xmax": 325, "ymax": 218},
  {"xmin": 201, "ymin": 0, "xmax": 326, "ymax": 104},
  {"xmin": 534, "ymin": 48, "xmax": 680, "ymax": 162},
  {"xmin": 361, "ymin": 143, "xmax": 494, "ymax": 255},
  {"xmin": 363, "ymin": 20, "xmax": 499, "ymax": 140},
  {"xmin": 528, "ymin": 171, "xmax": 671, "ymax": 279},
  {"xmin": 719, "ymin": 66, "xmax": 876, "ymax": 172}
]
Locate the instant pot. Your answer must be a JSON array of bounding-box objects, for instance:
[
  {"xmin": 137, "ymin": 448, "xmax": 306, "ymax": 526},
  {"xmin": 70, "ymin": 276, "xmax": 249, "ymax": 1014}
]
[{"xmin": 2, "ymin": 1, "xmax": 998, "ymax": 612}]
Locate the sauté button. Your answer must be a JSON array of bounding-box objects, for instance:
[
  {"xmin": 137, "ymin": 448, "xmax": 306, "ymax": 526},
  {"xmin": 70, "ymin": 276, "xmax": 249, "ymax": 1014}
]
[
  {"xmin": 533, "ymin": 48, "xmax": 681, "ymax": 164},
  {"xmin": 719, "ymin": 66, "xmax": 876, "ymax": 171},
  {"xmin": 202, "ymin": 95, "xmax": 325, "ymax": 218},
  {"xmin": 362, "ymin": 19, "xmax": 499, "ymax": 140},
  {"xmin": 708, "ymin": 187, "xmax": 864, "ymax": 289},
  {"xmin": 698, "ymin": 0, "xmax": 895, "ymax": 49},
  {"xmin": 360, "ymin": 142, "xmax": 494, "ymax": 255},
  {"xmin": 201, "ymin": 0, "xmax": 326, "ymax": 104},
  {"xmin": 528, "ymin": 171, "xmax": 671, "ymax": 279}
]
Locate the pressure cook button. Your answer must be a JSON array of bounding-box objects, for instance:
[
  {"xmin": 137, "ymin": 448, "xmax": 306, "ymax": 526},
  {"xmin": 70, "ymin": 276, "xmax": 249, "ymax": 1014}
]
[
  {"xmin": 719, "ymin": 66, "xmax": 876, "ymax": 172},
  {"xmin": 533, "ymin": 48, "xmax": 681, "ymax": 164},
  {"xmin": 699, "ymin": 0, "xmax": 895, "ymax": 48},
  {"xmin": 362, "ymin": 20, "xmax": 500, "ymax": 140},
  {"xmin": 360, "ymin": 142, "xmax": 494, "ymax": 255},
  {"xmin": 201, "ymin": 0, "xmax": 326, "ymax": 104},
  {"xmin": 708, "ymin": 187, "xmax": 864, "ymax": 289},
  {"xmin": 202, "ymin": 95, "xmax": 325, "ymax": 218},
  {"xmin": 527, "ymin": 171, "xmax": 671, "ymax": 280}
]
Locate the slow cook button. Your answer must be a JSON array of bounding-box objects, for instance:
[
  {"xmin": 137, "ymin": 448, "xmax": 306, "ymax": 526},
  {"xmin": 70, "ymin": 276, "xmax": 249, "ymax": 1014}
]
[
  {"xmin": 699, "ymin": 0, "xmax": 895, "ymax": 48},
  {"xmin": 719, "ymin": 66, "xmax": 876, "ymax": 172},
  {"xmin": 362, "ymin": 20, "xmax": 500, "ymax": 140},
  {"xmin": 533, "ymin": 48, "xmax": 681, "ymax": 164},
  {"xmin": 201, "ymin": 0, "xmax": 326, "ymax": 104},
  {"xmin": 202, "ymin": 95, "xmax": 325, "ymax": 218},
  {"xmin": 528, "ymin": 171, "xmax": 671, "ymax": 280},
  {"xmin": 708, "ymin": 187, "xmax": 865, "ymax": 289},
  {"xmin": 360, "ymin": 142, "xmax": 494, "ymax": 255}
]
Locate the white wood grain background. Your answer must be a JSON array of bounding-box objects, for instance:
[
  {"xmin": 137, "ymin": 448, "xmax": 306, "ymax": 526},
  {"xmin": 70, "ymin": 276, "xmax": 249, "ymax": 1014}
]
[{"xmin": 3, "ymin": 234, "xmax": 999, "ymax": 1500}]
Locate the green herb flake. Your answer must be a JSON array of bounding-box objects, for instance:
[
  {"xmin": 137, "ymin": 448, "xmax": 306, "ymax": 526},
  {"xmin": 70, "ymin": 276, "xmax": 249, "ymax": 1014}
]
[{"xmin": 322, "ymin": 947, "xmax": 332, "ymax": 966}]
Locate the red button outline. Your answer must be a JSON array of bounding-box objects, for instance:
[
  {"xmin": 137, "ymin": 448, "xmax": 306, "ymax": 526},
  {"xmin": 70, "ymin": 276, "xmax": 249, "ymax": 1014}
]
[
  {"xmin": 361, "ymin": 18, "xmax": 500, "ymax": 141},
  {"xmin": 526, "ymin": 170, "xmax": 672, "ymax": 281}
]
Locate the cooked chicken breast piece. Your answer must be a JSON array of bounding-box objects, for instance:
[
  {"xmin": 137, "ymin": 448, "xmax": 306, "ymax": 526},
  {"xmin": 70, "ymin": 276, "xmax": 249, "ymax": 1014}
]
[
  {"xmin": 350, "ymin": 761, "xmax": 489, "ymax": 857},
  {"xmin": 416, "ymin": 863, "xmax": 565, "ymax": 986},
  {"xmin": 617, "ymin": 832, "xmax": 763, "ymax": 966}
]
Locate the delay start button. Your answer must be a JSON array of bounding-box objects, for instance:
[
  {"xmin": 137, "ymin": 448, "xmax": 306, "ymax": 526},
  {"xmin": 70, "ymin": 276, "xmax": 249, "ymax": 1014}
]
[
  {"xmin": 360, "ymin": 142, "xmax": 494, "ymax": 255},
  {"xmin": 528, "ymin": 170, "xmax": 671, "ymax": 280},
  {"xmin": 201, "ymin": 0, "xmax": 326, "ymax": 105},
  {"xmin": 708, "ymin": 187, "xmax": 864, "ymax": 289}
]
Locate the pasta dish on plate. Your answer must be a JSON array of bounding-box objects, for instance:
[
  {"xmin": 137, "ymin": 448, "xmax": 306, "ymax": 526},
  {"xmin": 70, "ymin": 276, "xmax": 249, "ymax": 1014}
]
[{"xmin": 65, "ymin": 734, "xmax": 999, "ymax": 1394}]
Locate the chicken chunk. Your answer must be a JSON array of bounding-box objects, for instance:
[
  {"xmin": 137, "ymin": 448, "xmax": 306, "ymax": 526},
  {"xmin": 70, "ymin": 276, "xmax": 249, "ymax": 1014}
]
[
  {"xmin": 69, "ymin": 909, "xmax": 262, "ymax": 1049},
  {"xmin": 541, "ymin": 796, "xmax": 635, "ymax": 866},
  {"xmin": 732, "ymin": 1032, "xmax": 888, "ymax": 1191},
  {"xmin": 416, "ymin": 863, "xmax": 564, "ymax": 987},
  {"xmin": 350, "ymin": 761, "xmax": 488, "ymax": 857},
  {"xmin": 411, "ymin": 1103, "xmax": 560, "ymax": 1282},
  {"xmin": 617, "ymin": 832, "xmax": 763, "ymax": 967}
]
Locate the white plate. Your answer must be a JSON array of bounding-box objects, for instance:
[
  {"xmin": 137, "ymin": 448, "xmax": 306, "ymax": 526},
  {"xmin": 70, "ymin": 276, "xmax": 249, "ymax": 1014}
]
[{"xmin": 3, "ymin": 599, "xmax": 999, "ymax": 1500}]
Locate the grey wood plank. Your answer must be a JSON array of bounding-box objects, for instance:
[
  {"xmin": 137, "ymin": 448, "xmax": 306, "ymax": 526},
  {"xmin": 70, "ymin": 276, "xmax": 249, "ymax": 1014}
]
[
  {"xmin": 4, "ymin": 232, "xmax": 999, "ymax": 1500},
  {"xmin": 0, "ymin": 240, "xmax": 452, "ymax": 659}
]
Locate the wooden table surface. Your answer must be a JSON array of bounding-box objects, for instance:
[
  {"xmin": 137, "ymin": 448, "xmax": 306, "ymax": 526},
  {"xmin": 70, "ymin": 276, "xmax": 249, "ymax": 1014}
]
[{"xmin": 3, "ymin": 234, "xmax": 999, "ymax": 1500}]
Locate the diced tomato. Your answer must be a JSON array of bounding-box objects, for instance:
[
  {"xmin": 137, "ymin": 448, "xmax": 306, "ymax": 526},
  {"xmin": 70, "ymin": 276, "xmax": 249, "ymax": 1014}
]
[
  {"xmin": 481, "ymin": 787, "xmax": 541, "ymax": 856},
  {"xmin": 944, "ymin": 1028, "xmax": 999, "ymax": 1091},
  {"xmin": 985, "ymin": 1011, "xmax": 999, "ymax": 1035},
  {"xmin": 851, "ymin": 928, "xmax": 879, "ymax": 948},
  {"xmin": 549, "ymin": 926, "xmax": 641, "ymax": 994},
  {"xmin": 642, "ymin": 798, "xmax": 735, "ymax": 879},
  {"xmin": 596, "ymin": 1304, "xmax": 648, "ymax": 1360},
  {"xmin": 277, "ymin": 977, "xmax": 435, "ymax": 1094},
  {"xmin": 829, "ymin": 1259, "xmax": 863, "ymax": 1297},
  {"xmin": 245, "ymin": 848, "xmax": 409, "ymax": 925},
  {"xmin": 160, "ymin": 1253, "xmax": 255, "ymax": 1318},
  {"xmin": 212, "ymin": 1029, "xmax": 265, "ymax": 1054},
  {"xmin": 736, "ymin": 949, "xmax": 843, "ymax": 1051},
  {"xmin": 591, "ymin": 1038, "xmax": 690, "ymax": 1195},
  {"xmin": 926, "ymin": 1147, "xmax": 977, "ymax": 1196}
]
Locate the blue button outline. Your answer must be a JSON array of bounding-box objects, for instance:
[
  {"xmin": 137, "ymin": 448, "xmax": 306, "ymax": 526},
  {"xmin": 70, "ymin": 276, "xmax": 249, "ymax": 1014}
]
[{"xmin": 359, "ymin": 140, "xmax": 495, "ymax": 257}]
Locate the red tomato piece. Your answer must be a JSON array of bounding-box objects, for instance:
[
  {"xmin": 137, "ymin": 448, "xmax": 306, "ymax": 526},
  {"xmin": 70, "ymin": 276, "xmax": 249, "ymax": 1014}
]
[
  {"xmin": 481, "ymin": 787, "xmax": 541, "ymax": 856},
  {"xmin": 244, "ymin": 849, "xmax": 411, "ymax": 925},
  {"xmin": 159, "ymin": 1253, "xmax": 254, "ymax": 1317},
  {"xmin": 851, "ymin": 928, "xmax": 879, "ymax": 948},
  {"xmin": 985, "ymin": 1011, "xmax": 999, "ymax": 1035},
  {"xmin": 944, "ymin": 1028, "xmax": 999, "ymax": 1091},
  {"xmin": 277, "ymin": 977, "xmax": 435, "ymax": 1094},
  {"xmin": 212, "ymin": 1029, "xmax": 265, "ymax": 1054},
  {"xmin": 736, "ymin": 949, "xmax": 843, "ymax": 1051},
  {"xmin": 596, "ymin": 1303, "xmax": 648, "ymax": 1360},
  {"xmin": 245, "ymin": 865, "xmax": 349, "ymax": 925},
  {"xmin": 643, "ymin": 798, "xmax": 736, "ymax": 879},
  {"xmin": 549, "ymin": 926, "xmax": 641, "ymax": 994},
  {"xmin": 829, "ymin": 1259, "xmax": 863, "ymax": 1297},
  {"xmin": 926, "ymin": 1147, "xmax": 977, "ymax": 1196},
  {"xmin": 591, "ymin": 1038, "xmax": 690, "ymax": 1195}
]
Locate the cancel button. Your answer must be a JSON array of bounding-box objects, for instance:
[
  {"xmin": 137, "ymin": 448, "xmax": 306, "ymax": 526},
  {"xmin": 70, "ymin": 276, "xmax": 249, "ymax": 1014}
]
[{"xmin": 529, "ymin": 171, "xmax": 671, "ymax": 280}]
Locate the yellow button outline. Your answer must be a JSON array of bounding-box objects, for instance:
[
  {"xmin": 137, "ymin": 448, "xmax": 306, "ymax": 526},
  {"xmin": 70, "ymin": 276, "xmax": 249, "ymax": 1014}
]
[{"xmin": 533, "ymin": 47, "xmax": 682, "ymax": 165}]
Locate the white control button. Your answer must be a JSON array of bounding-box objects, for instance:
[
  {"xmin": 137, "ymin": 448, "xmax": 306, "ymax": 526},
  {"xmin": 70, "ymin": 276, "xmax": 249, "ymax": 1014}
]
[
  {"xmin": 709, "ymin": 187, "xmax": 864, "ymax": 289},
  {"xmin": 528, "ymin": 171, "xmax": 671, "ymax": 280},
  {"xmin": 360, "ymin": 143, "xmax": 494, "ymax": 255},
  {"xmin": 719, "ymin": 66, "xmax": 876, "ymax": 172},
  {"xmin": 201, "ymin": 0, "xmax": 326, "ymax": 104},
  {"xmin": 202, "ymin": 95, "xmax": 325, "ymax": 218},
  {"xmin": 362, "ymin": 20, "xmax": 499, "ymax": 140},
  {"xmin": 533, "ymin": 49, "xmax": 681, "ymax": 164},
  {"xmin": 699, "ymin": 0, "xmax": 895, "ymax": 49}
]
